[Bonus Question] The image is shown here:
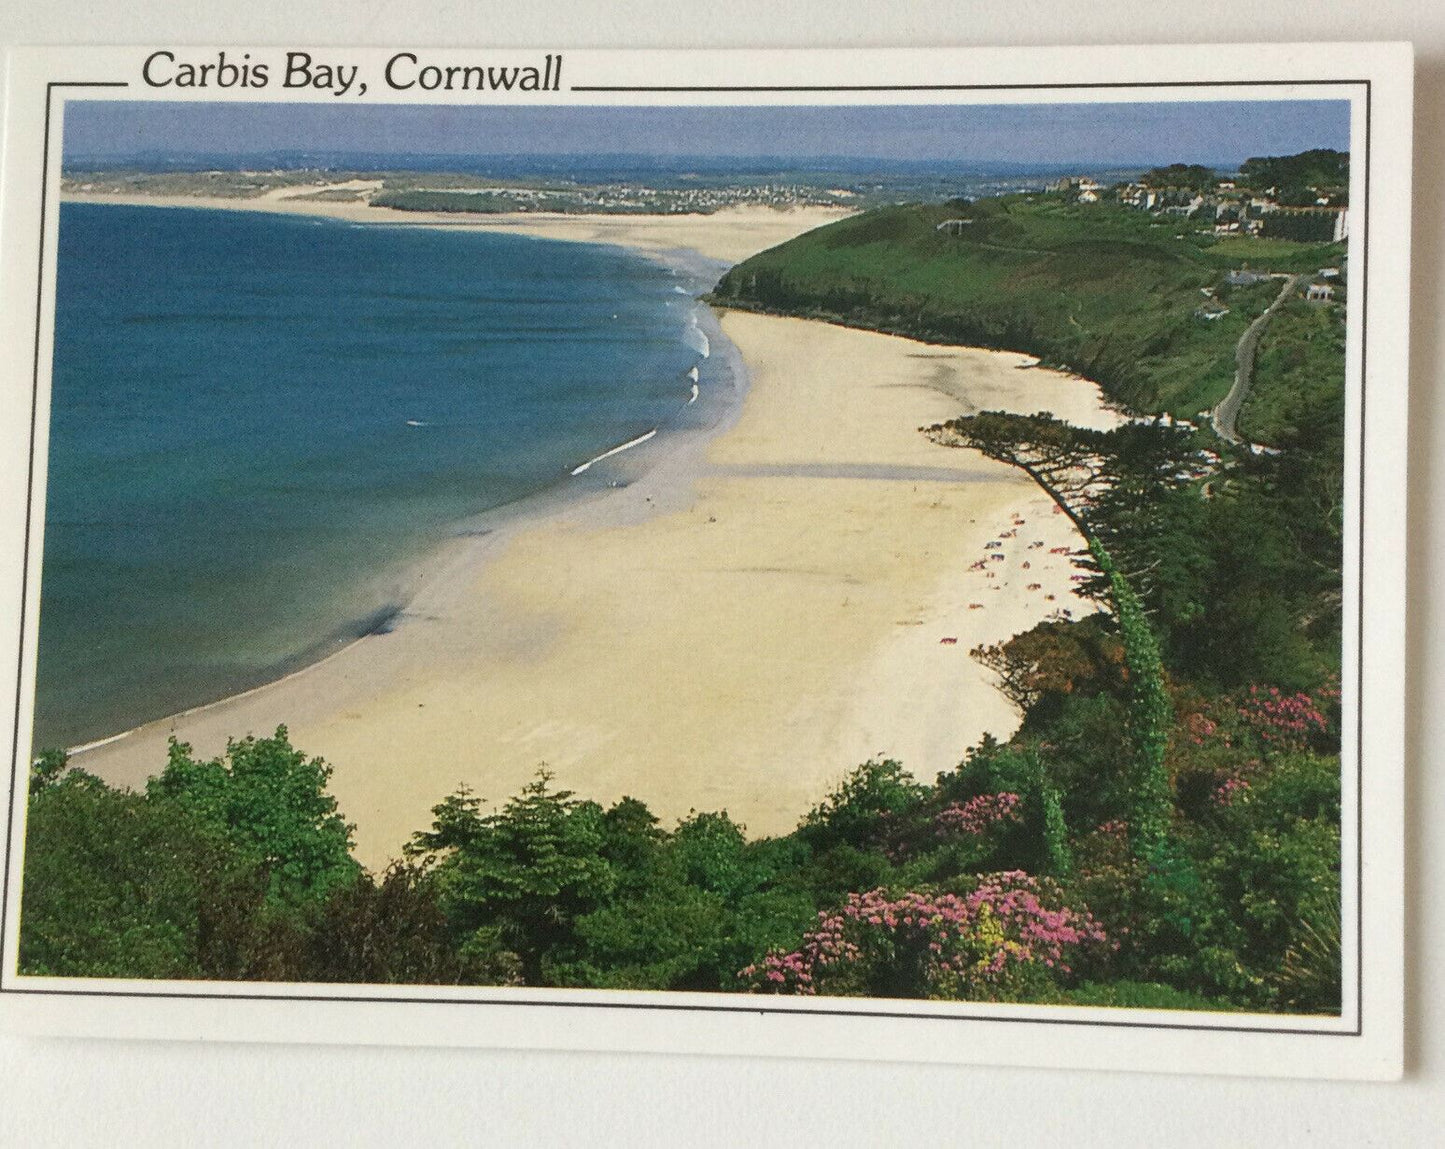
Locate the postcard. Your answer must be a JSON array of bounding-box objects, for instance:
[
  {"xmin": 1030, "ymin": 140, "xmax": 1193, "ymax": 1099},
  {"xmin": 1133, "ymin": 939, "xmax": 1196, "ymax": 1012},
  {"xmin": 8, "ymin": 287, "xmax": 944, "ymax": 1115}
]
[{"xmin": 0, "ymin": 42, "xmax": 1412, "ymax": 1080}]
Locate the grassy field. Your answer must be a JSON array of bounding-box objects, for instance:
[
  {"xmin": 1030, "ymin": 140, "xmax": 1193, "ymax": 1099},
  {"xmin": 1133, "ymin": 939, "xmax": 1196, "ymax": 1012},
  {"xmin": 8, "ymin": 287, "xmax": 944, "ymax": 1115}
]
[
  {"xmin": 1237, "ymin": 297, "xmax": 1348, "ymax": 445},
  {"xmin": 712, "ymin": 193, "xmax": 1345, "ymax": 421}
]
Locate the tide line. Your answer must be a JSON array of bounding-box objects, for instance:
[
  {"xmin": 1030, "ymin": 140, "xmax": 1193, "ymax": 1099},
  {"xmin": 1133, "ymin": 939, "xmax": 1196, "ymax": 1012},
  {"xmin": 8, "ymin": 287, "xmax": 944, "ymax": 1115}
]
[{"xmin": 570, "ymin": 428, "xmax": 658, "ymax": 476}]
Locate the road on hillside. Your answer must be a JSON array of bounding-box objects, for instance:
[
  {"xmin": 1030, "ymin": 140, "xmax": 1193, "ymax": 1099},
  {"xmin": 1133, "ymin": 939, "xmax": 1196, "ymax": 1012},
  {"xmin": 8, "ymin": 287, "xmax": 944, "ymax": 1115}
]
[{"xmin": 1210, "ymin": 273, "xmax": 1305, "ymax": 445}]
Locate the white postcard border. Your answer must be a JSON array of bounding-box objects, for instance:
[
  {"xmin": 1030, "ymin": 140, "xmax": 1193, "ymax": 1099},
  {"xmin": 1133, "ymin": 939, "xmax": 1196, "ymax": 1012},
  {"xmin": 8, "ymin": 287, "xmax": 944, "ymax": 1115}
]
[{"xmin": 0, "ymin": 42, "xmax": 1413, "ymax": 1081}]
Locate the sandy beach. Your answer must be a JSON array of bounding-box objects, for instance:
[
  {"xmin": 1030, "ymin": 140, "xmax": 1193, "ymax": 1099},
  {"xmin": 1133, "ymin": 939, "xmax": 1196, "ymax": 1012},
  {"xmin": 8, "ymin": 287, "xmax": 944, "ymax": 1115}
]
[
  {"xmin": 61, "ymin": 193, "xmax": 1121, "ymax": 868},
  {"xmin": 60, "ymin": 187, "xmax": 851, "ymax": 265}
]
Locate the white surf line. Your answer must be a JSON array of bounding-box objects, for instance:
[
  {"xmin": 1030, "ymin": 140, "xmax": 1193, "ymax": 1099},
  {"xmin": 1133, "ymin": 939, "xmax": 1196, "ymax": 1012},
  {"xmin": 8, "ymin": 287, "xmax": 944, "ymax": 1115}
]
[
  {"xmin": 63, "ymin": 606, "xmax": 408, "ymax": 759},
  {"xmin": 684, "ymin": 317, "xmax": 710, "ymax": 358},
  {"xmin": 67, "ymin": 729, "xmax": 133, "ymax": 755},
  {"xmin": 570, "ymin": 428, "xmax": 658, "ymax": 476}
]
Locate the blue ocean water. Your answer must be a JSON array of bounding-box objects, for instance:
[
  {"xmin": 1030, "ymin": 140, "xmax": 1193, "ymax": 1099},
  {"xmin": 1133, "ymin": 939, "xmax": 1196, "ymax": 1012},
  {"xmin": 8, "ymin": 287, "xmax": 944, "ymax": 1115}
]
[{"xmin": 37, "ymin": 203, "xmax": 709, "ymax": 750}]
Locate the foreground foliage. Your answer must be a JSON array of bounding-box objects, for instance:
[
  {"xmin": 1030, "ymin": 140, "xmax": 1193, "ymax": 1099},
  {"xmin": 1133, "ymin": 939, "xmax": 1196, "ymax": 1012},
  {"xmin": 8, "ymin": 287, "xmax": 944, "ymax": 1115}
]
[
  {"xmin": 19, "ymin": 396, "xmax": 1343, "ymax": 1013},
  {"xmin": 21, "ymin": 711, "xmax": 1341, "ymax": 1012}
]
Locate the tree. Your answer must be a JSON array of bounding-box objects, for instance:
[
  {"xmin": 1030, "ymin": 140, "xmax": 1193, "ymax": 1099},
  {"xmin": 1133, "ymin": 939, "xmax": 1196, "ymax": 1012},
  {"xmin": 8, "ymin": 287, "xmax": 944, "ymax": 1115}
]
[
  {"xmin": 798, "ymin": 759, "xmax": 928, "ymax": 853},
  {"xmin": 929, "ymin": 412, "xmax": 1202, "ymax": 861},
  {"xmin": 553, "ymin": 812, "xmax": 815, "ymax": 992},
  {"xmin": 19, "ymin": 769, "xmax": 271, "ymax": 979},
  {"xmin": 1239, "ymin": 149, "xmax": 1349, "ymax": 196},
  {"xmin": 408, "ymin": 771, "xmax": 616, "ymax": 984},
  {"xmin": 971, "ymin": 615, "xmax": 1127, "ymax": 718},
  {"xmin": 28, "ymin": 748, "xmax": 71, "ymax": 795},
  {"xmin": 296, "ymin": 862, "xmax": 487, "ymax": 985},
  {"xmin": 1139, "ymin": 163, "xmax": 1217, "ymax": 190},
  {"xmin": 147, "ymin": 727, "xmax": 358, "ymax": 910}
]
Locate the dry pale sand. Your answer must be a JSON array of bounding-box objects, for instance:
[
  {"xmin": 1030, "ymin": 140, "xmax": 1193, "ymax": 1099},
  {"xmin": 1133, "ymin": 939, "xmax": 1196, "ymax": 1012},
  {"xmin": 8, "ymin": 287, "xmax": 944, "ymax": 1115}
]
[
  {"xmin": 64, "ymin": 197, "xmax": 1122, "ymax": 867},
  {"xmin": 60, "ymin": 189, "xmax": 851, "ymax": 265}
]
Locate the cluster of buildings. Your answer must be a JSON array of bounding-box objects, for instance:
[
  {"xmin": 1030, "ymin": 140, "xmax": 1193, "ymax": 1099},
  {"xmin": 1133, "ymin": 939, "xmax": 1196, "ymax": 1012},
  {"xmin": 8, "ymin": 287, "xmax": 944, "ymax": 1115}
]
[
  {"xmin": 1053, "ymin": 174, "xmax": 1349, "ymax": 243},
  {"xmin": 1192, "ymin": 265, "xmax": 1343, "ymax": 322}
]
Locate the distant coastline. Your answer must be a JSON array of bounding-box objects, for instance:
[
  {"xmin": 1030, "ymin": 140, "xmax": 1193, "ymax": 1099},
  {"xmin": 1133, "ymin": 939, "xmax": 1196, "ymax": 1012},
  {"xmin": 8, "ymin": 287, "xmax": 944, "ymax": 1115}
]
[{"xmin": 58, "ymin": 185, "xmax": 856, "ymax": 266}]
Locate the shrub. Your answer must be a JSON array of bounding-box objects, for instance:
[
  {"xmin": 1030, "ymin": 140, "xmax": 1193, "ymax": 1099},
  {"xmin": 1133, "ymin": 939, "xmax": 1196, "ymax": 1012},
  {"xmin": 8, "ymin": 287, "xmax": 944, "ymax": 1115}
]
[
  {"xmin": 798, "ymin": 759, "xmax": 928, "ymax": 852},
  {"xmin": 740, "ymin": 873, "xmax": 1108, "ymax": 1001},
  {"xmin": 933, "ymin": 792, "xmax": 1023, "ymax": 838},
  {"xmin": 938, "ymin": 743, "xmax": 1074, "ymax": 876}
]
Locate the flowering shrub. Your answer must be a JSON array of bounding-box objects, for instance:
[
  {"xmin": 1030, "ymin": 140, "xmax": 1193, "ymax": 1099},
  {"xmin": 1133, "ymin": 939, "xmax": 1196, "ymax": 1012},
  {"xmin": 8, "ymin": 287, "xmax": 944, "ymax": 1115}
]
[
  {"xmin": 1237, "ymin": 686, "xmax": 1331, "ymax": 752},
  {"xmin": 1183, "ymin": 710, "xmax": 1224, "ymax": 747},
  {"xmin": 1212, "ymin": 776, "xmax": 1251, "ymax": 807},
  {"xmin": 934, "ymin": 792, "xmax": 1023, "ymax": 838},
  {"xmin": 739, "ymin": 873, "xmax": 1108, "ymax": 1000}
]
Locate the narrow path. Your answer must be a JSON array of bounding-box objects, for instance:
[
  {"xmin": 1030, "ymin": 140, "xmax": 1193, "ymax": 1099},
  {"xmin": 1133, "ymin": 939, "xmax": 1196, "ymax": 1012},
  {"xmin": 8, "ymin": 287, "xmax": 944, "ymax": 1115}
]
[{"xmin": 1210, "ymin": 274, "xmax": 1304, "ymax": 445}]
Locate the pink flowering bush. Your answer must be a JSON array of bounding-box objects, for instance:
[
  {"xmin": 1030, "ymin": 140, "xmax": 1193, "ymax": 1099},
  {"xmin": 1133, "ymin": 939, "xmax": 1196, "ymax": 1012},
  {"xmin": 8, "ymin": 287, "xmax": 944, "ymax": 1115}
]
[
  {"xmin": 739, "ymin": 873, "xmax": 1108, "ymax": 1001},
  {"xmin": 934, "ymin": 792, "xmax": 1023, "ymax": 838},
  {"xmin": 1213, "ymin": 776, "xmax": 1251, "ymax": 807},
  {"xmin": 1169, "ymin": 680, "xmax": 1335, "ymax": 825},
  {"xmin": 1237, "ymin": 686, "xmax": 1332, "ymax": 752}
]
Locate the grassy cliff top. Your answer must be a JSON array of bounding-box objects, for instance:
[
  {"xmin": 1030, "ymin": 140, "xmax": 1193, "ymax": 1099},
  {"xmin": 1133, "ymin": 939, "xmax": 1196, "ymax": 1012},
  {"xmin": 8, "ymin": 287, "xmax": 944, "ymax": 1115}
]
[{"xmin": 713, "ymin": 192, "xmax": 1343, "ymax": 419}]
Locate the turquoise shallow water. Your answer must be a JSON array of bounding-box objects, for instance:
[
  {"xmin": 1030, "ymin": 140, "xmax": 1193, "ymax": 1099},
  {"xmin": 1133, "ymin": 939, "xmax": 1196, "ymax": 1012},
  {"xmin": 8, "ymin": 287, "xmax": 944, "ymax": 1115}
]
[{"xmin": 37, "ymin": 203, "xmax": 711, "ymax": 750}]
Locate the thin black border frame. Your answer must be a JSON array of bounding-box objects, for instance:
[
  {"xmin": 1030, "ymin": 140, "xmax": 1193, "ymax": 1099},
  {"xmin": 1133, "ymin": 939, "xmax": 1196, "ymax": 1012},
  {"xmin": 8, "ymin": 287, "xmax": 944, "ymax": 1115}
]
[{"xmin": 0, "ymin": 73, "xmax": 1371, "ymax": 1041}]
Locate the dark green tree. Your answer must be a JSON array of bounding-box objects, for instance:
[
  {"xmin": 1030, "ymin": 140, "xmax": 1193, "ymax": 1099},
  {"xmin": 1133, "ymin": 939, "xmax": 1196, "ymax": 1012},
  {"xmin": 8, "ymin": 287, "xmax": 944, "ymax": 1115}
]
[
  {"xmin": 19, "ymin": 769, "xmax": 270, "ymax": 978},
  {"xmin": 1138, "ymin": 163, "xmax": 1217, "ymax": 189},
  {"xmin": 798, "ymin": 759, "xmax": 928, "ymax": 853},
  {"xmin": 408, "ymin": 771, "xmax": 616, "ymax": 983},
  {"xmin": 930, "ymin": 412, "xmax": 1199, "ymax": 860}
]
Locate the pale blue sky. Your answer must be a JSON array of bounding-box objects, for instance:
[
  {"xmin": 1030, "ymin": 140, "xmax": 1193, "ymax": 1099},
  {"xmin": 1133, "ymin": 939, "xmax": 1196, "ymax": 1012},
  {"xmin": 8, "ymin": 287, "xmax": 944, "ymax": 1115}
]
[{"xmin": 63, "ymin": 100, "xmax": 1350, "ymax": 168}]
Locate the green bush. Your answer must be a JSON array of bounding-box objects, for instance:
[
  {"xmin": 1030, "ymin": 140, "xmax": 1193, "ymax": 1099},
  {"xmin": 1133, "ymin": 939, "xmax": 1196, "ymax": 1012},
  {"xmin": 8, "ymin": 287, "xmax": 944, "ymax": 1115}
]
[
  {"xmin": 798, "ymin": 759, "xmax": 928, "ymax": 853},
  {"xmin": 20, "ymin": 771, "xmax": 260, "ymax": 979},
  {"xmin": 148, "ymin": 728, "xmax": 358, "ymax": 909}
]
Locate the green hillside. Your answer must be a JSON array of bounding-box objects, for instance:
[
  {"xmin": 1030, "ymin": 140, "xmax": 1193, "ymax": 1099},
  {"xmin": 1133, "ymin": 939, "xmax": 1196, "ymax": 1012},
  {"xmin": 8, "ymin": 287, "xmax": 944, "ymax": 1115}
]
[{"xmin": 712, "ymin": 193, "xmax": 1343, "ymax": 418}]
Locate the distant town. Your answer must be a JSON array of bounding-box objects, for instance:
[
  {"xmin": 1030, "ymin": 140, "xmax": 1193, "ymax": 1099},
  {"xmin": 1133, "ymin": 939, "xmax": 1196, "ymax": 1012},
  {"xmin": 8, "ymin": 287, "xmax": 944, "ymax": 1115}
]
[
  {"xmin": 1057, "ymin": 147, "xmax": 1350, "ymax": 244},
  {"xmin": 59, "ymin": 149, "xmax": 1348, "ymax": 230}
]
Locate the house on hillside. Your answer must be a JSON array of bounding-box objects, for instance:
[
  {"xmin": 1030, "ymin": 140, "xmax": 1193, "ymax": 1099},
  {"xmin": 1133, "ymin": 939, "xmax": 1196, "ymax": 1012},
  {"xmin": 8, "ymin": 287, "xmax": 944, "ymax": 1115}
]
[
  {"xmin": 1306, "ymin": 282, "xmax": 1337, "ymax": 302},
  {"xmin": 1055, "ymin": 176, "xmax": 1102, "ymax": 203},
  {"xmin": 1226, "ymin": 268, "xmax": 1271, "ymax": 287}
]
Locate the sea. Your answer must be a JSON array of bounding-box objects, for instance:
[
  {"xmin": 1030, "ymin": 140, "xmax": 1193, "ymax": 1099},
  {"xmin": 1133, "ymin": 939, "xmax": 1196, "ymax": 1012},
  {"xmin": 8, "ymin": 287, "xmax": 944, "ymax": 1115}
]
[{"xmin": 36, "ymin": 203, "xmax": 721, "ymax": 751}]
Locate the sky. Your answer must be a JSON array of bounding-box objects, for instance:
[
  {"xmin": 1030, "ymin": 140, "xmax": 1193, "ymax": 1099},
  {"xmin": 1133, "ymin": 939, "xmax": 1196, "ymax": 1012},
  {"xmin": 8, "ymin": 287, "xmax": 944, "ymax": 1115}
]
[{"xmin": 62, "ymin": 100, "xmax": 1351, "ymax": 169}]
